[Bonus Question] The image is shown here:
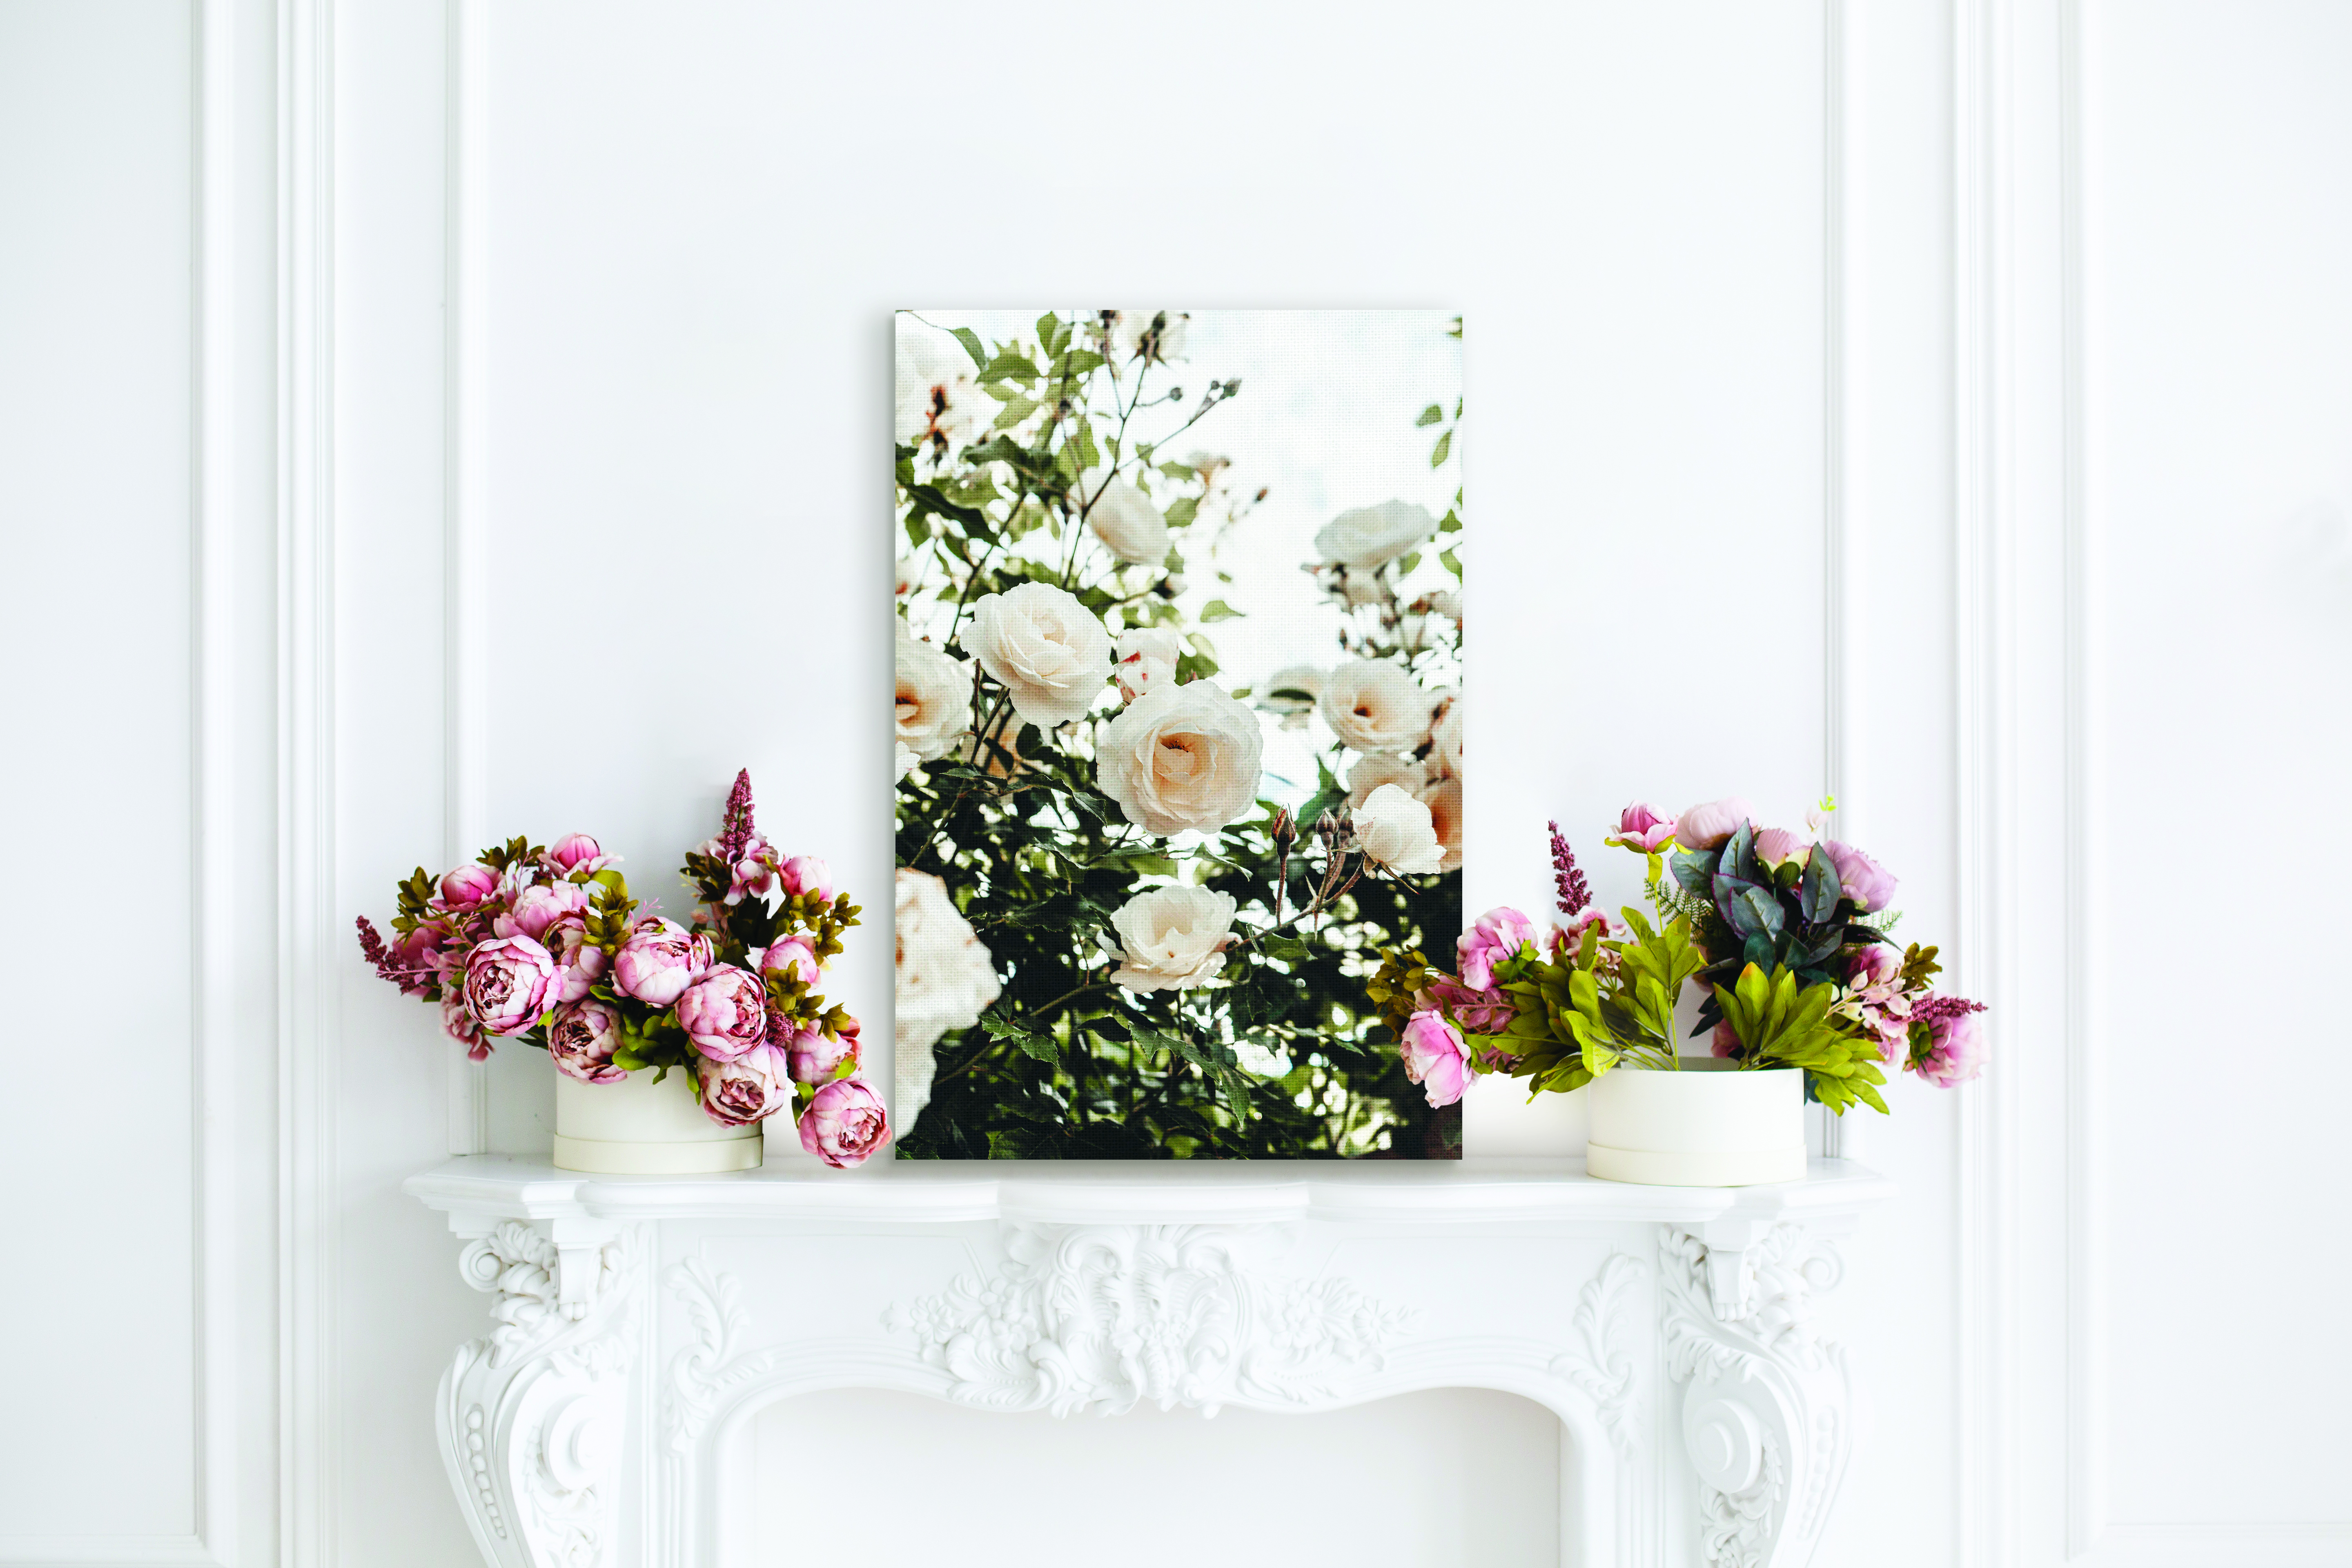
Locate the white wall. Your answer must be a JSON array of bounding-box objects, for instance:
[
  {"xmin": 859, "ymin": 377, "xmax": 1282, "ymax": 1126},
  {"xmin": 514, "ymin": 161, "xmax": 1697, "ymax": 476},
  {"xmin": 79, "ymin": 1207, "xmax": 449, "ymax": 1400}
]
[{"xmin": 2, "ymin": 1, "xmax": 2345, "ymax": 1566}]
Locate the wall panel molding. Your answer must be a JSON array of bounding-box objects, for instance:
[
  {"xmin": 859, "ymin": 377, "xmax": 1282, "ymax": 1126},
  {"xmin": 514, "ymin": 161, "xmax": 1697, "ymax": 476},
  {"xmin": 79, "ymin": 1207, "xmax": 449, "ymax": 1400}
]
[
  {"xmin": 277, "ymin": 0, "xmax": 337, "ymax": 1561},
  {"xmin": 442, "ymin": 0, "xmax": 490, "ymax": 1156}
]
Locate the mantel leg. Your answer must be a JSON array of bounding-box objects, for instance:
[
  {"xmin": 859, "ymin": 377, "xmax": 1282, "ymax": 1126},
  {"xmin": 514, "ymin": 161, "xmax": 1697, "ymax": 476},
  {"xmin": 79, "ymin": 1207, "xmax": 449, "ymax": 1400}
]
[
  {"xmin": 435, "ymin": 1219, "xmax": 639, "ymax": 1568},
  {"xmin": 1660, "ymin": 1220, "xmax": 1859, "ymax": 1568}
]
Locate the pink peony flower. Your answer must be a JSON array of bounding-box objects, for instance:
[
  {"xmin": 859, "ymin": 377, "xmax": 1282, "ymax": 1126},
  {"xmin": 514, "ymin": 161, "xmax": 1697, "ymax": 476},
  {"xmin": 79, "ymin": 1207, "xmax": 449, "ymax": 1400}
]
[
  {"xmin": 1673, "ymin": 797, "xmax": 1754, "ymax": 851},
  {"xmin": 1910, "ymin": 1007, "xmax": 1986, "ymax": 1087},
  {"xmin": 797, "ymin": 1077, "xmax": 891, "ymax": 1167},
  {"xmin": 1821, "ymin": 840, "xmax": 1899, "ymax": 912},
  {"xmin": 1399, "ymin": 1009, "xmax": 1472, "ymax": 1108},
  {"xmin": 392, "ymin": 921, "xmax": 454, "ymax": 989},
  {"xmin": 1753, "ymin": 826, "xmax": 1814, "ymax": 870},
  {"xmin": 541, "ymin": 915, "xmax": 608, "ymax": 1004},
  {"xmin": 461, "ymin": 935, "xmax": 560, "ymax": 1037},
  {"xmin": 675, "ymin": 964, "xmax": 772, "ymax": 1062},
  {"xmin": 760, "ymin": 938, "xmax": 821, "ymax": 989},
  {"xmin": 777, "ymin": 854, "xmax": 834, "ymax": 902},
  {"xmin": 611, "ymin": 916, "xmax": 713, "ymax": 1007},
  {"xmin": 695, "ymin": 1042, "xmax": 791, "ymax": 1127},
  {"xmin": 435, "ymin": 863, "xmax": 501, "ymax": 911},
  {"xmin": 1457, "ymin": 906, "xmax": 1537, "ymax": 991},
  {"xmin": 543, "ymin": 833, "xmax": 613, "ymax": 877},
  {"xmin": 784, "ymin": 1018, "xmax": 860, "ymax": 1084},
  {"xmin": 1606, "ymin": 802, "xmax": 1678, "ymax": 853},
  {"xmin": 441, "ymin": 991, "xmax": 491, "ymax": 1062},
  {"xmin": 1553, "ymin": 905, "xmax": 1623, "ymax": 957},
  {"xmin": 1842, "ymin": 945, "xmax": 1914, "ymax": 1059},
  {"xmin": 1420, "ymin": 980, "xmax": 1516, "ymax": 1036},
  {"xmin": 546, "ymin": 999, "xmax": 629, "ymax": 1085},
  {"xmin": 699, "ymin": 832, "xmax": 777, "ymax": 906},
  {"xmin": 496, "ymin": 880, "xmax": 589, "ymax": 941},
  {"xmin": 1711, "ymin": 1020, "xmax": 1744, "ymax": 1059}
]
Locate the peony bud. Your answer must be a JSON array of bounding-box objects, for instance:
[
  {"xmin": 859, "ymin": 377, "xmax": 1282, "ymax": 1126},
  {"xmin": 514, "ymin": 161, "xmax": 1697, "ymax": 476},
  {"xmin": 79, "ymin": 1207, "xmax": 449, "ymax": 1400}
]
[
  {"xmin": 784, "ymin": 1020, "xmax": 860, "ymax": 1085},
  {"xmin": 1456, "ymin": 906, "xmax": 1537, "ymax": 992},
  {"xmin": 695, "ymin": 1042, "xmax": 790, "ymax": 1127},
  {"xmin": 610, "ymin": 916, "xmax": 713, "ymax": 1007},
  {"xmin": 1820, "ymin": 840, "xmax": 1899, "ymax": 912},
  {"xmin": 1673, "ymin": 797, "xmax": 1755, "ymax": 852},
  {"xmin": 436, "ymin": 863, "xmax": 501, "ymax": 911},
  {"xmin": 777, "ymin": 854, "xmax": 834, "ymax": 902},
  {"xmin": 1606, "ymin": 802, "xmax": 1678, "ymax": 854},
  {"xmin": 546, "ymin": 999, "xmax": 628, "ymax": 1085},
  {"xmin": 1399, "ymin": 1010, "xmax": 1472, "ymax": 1108},
  {"xmin": 675, "ymin": 964, "xmax": 772, "ymax": 1063}
]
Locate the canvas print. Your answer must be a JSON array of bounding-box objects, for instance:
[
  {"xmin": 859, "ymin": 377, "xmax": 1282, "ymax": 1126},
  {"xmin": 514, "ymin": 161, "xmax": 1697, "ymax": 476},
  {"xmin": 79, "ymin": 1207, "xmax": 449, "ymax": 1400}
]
[{"xmin": 893, "ymin": 310, "xmax": 1463, "ymax": 1158}]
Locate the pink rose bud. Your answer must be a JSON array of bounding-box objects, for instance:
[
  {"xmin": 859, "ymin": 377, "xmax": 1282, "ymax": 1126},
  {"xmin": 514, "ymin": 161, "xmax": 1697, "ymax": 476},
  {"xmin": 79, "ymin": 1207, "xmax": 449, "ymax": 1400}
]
[
  {"xmin": 495, "ymin": 880, "xmax": 590, "ymax": 940},
  {"xmin": 695, "ymin": 1042, "xmax": 790, "ymax": 1128},
  {"xmin": 545, "ymin": 999, "xmax": 629, "ymax": 1085},
  {"xmin": 797, "ymin": 1076, "xmax": 890, "ymax": 1167},
  {"xmin": 544, "ymin": 832, "xmax": 611, "ymax": 876},
  {"xmin": 675, "ymin": 964, "xmax": 773, "ymax": 1062},
  {"xmin": 1552, "ymin": 905, "xmax": 1622, "ymax": 957},
  {"xmin": 1456, "ymin": 906, "xmax": 1537, "ymax": 992},
  {"xmin": 761, "ymin": 938, "xmax": 821, "ymax": 989},
  {"xmin": 1752, "ymin": 826, "xmax": 1814, "ymax": 870},
  {"xmin": 542, "ymin": 915, "xmax": 609, "ymax": 1004},
  {"xmin": 1608, "ymin": 802, "xmax": 1679, "ymax": 853},
  {"xmin": 436, "ymin": 862, "xmax": 502, "ymax": 911},
  {"xmin": 1398, "ymin": 1009, "xmax": 1472, "ymax": 1108},
  {"xmin": 610, "ymin": 916, "xmax": 713, "ymax": 1007},
  {"xmin": 461, "ymin": 935, "xmax": 560, "ymax": 1037},
  {"xmin": 1821, "ymin": 840, "xmax": 1899, "ymax": 913},
  {"xmin": 1673, "ymin": 797, "xmax": 1754, "ymax": 852},
  {"xmin": 441, "ymin": 992, "xmax": 491, "ymax": 1062},
  {"xmin": 1711, "ymin": 1020, "xmax": 1744, "ymax": 1059},
  {"xmin": 784, "ymin": 1018, "xmax": 860, "ymax": 1084},
  {"xmin": 393, "ymin": 921, "xmax": 452, "ymax": 974},
  {"xmin": 778, "ymin": 854, "xmax": 834, "ymax": 902}
]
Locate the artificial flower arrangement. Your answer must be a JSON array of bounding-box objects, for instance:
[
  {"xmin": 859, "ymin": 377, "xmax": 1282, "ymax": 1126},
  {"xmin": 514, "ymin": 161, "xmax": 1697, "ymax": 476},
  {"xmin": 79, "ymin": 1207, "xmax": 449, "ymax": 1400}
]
[
  {"xmin": 1371, "ymin": 797, "xmax": 1988, "ymax": 1112},
  {"xmin": 354, "ymin": 770, "xmax": 891, "ymax": 1167}
]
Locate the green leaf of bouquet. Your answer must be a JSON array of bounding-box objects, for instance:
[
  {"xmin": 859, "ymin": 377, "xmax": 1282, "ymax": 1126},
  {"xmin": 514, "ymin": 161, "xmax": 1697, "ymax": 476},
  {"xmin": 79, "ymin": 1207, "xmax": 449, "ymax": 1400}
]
[
  {"xmin": 1198, "ymin": 599, "xmax": 1245, "ymax": 623},
  {"xmin": 1439, "ymin": 547, "xmax": 1462, "ymax": 578},
  {"xmin": 1416, "ymin": 403, "xmax": 1445, "ymax": 427},
  {"xmin": 1670, "ymin": 850, "xmax": 1717, "ymax": 899},
  {"xmin": 948, "ymin": 326, "xmax": 987, "ymax": 369},
  {"xmin": 1799, "ymin": 849, "xmax": 1842, "ymax": 926},
  {"xmin": 1430, "ymin": 429, "xmax": 1453, "ymax": 467}
]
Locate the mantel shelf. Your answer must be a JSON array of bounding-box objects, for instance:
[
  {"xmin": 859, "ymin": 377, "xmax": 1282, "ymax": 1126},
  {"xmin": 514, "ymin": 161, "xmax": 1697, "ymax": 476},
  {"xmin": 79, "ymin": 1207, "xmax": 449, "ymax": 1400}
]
[{"xmin": 406, "ymin": 1152, "xmax": 1893, "ymax": 1230}]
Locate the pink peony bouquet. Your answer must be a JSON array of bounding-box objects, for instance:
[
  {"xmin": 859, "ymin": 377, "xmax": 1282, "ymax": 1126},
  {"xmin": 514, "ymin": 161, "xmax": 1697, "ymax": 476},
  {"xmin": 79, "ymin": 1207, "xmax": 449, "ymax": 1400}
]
[
  {"xmin": 1371, "ymin": 798, "xmax": 1987, "ymax": 1114},
  {"xmin": 356, "ymin": 769, "xmax": 889, "ymax": 1167}
]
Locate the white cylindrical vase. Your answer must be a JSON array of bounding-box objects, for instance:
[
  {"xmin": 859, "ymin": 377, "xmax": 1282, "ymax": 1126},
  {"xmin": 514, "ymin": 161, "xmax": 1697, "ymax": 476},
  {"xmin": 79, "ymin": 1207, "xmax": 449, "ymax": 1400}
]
[
  {"xmin": 1584, "ymin": 1062, "xmax": 1805, "ymax": 1186},
  {"xmin": 552, "ymin": 1068, "xmax": 763, "ymax": 1174}
]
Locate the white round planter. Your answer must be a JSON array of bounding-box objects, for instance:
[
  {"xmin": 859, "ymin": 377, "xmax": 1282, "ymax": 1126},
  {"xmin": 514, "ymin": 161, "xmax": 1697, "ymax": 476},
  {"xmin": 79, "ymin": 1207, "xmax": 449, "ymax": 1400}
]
[
  {"xmin": 1585, "ymin": 1061, "xmax": 1805, "ymax": 1186},
  {"xmin": 552, "ymin": 1067, "xmax": 762, "ymax": 1174}
]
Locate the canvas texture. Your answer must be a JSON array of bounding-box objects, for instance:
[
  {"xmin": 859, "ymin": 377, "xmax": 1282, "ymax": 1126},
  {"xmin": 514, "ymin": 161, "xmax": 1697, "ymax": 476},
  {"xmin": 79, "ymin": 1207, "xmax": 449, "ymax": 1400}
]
[{"xmin": 893, "ymin": 310, "xmax": 1463, "ymax": 1159}]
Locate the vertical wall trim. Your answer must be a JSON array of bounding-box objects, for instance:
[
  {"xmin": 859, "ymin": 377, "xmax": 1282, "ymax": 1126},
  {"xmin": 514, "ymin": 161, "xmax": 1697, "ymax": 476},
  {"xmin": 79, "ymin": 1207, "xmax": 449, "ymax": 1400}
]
[
  {"xmin": 278, "ymin": 0, "xmax": 336, "ymax": 1561},
  {"xmin": 2060, "ymin": 0, "xmax": 2103, "ymax": 1553},
  {"xmin": 1954, "ymin": 0, "xmax": 2021, "ymax": 1564},
  {"xmin": 1820, "ymin": 0, "xmax": 1866, "ymax": 1162},
  {"xmin": 190, "ymin": 0, "xmax": 239, "ymax": 1560},
  {"xmin": 443, "ymin": 0, "xmax": 489, "ymax": 1153}
]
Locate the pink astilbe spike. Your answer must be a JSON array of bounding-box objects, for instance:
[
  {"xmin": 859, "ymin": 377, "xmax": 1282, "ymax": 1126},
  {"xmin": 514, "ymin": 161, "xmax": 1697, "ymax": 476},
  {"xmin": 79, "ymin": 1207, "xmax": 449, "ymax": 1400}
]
[
  {"xmin": 1546, "ymin": 820, "xmax": 1592, "ymax": 917},
  {"xmin": 716, "ymin": 768, "xmax": 757, "ymax": 864},
  {"xmin": 1911, "ymin": 993, "xmax": 1988, "ymax": 1023}
]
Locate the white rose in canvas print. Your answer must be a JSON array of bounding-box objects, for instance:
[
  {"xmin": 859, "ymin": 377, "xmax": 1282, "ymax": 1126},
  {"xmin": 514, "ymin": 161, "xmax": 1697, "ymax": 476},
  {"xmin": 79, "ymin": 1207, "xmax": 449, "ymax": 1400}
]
[{"xmin": 894, "ymin": 309, "xmax": 1463, "ymax": 1158}]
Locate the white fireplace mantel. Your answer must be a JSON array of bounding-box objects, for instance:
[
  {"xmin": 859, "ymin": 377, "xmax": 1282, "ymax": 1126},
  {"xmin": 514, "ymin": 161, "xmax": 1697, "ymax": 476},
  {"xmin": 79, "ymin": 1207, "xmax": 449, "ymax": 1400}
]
[{"xmin": 406, "ymin": 1156, "xmax": 1893, "ymax": 1567}]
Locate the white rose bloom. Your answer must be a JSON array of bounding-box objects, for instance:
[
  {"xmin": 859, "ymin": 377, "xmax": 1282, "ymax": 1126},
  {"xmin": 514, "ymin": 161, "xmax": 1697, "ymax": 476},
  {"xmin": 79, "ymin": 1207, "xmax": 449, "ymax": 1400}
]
[
  {"xmin": 894, "ymin": 324, "xmax": 988, "ymax": 454},
  {"xmin": 1428, "ymin": 691, "xmax": 1462, "ymax": 780},
  {"xmin": 1321, "ymin": 659, "xmax": 1435, "ymax": 755},
  {"xmin": 1353, "ymin": 784, "xmax": 1446, "ymax": 875},
  {"xmin": 1339, "ymin": 567, "xmax": 1387, "ymax": 608},
  {"xmin": 1097, "ymin": 681, "xmax": 1265, "ymax": 835},
  {"xmin": 1347, "ymin": 754, "xmax": 1428, "ymax": 808},
  {"xmin": 964, "ymin": 581, "xmax": 1113, "ymax": 728},
  {"xmin": 894, "ymin": 868, "xmax": 1000, "ymax": 1132},
  {"xmin": 1186, "ymin": 451, "xmax": 1230, "ymax": 486},
  {"xmin": 894, "ymin": 741, "xmax": 920, "ymax": 783},
  {"xmin": 1261, "ymin": 665, "xmax": 1324, "ymax": 730},
  {"xmin": 1108, "ymin": 885, "xmax": 1238, "ymax": 992},
  {"xmin": 1114, "ymin": 627, "xmax": 1184, "ymax": 703},
  {"xmin": 1427, "ymin": 588, "xmax": 1462, "ymax": 621},
  {"xmin": 1073, "ymin": 465, "xmax": 1170, "ymax": 567},
  {"xmin": 1418, "ymin": 775, "xmax": 1463, "ymax": 873},
  {"xmin": 1314, "ymin": 500, "xmax": 1436, "ymax": 569},
  {"xmin": 896, "ymin": 621, "xmax": 975, "ymax": 766}
]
